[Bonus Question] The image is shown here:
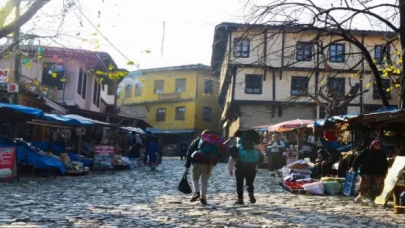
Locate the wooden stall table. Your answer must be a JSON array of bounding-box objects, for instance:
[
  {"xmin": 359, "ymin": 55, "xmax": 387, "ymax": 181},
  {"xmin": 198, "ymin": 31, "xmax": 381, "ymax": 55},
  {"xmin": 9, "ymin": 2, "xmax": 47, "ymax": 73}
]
[
  {"xmin": 393, "ymin": 180, "xmax": 405, "ymax": 214},
  {"xmin": 375, "ymin": 156, "xmax": 405, "ymax": 214}
]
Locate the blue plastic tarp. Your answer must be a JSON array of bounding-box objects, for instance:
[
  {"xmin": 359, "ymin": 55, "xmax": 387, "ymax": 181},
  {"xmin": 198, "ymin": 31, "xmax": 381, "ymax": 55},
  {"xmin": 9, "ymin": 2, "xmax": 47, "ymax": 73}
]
[
  {"xmin": 0, "ymin": 139, "xmax": 66, "ymax": 174},
  {"xmin": 42, "ymin": 114, "xmax": 94, "ymax": 126},
  {"xmin": 68, "ymin": 152, "xmax": 93, "ymax": 167},
  {"xmin": 0, "ymin": 103, "xmax": 44, "ymax": 118},
  {"xmin": 314, "ymin": 114, "xmax": 358, "ymax": 127},
  {"xmin": 31, "ymin": 141, "xmax": 65, "ymax": 154},
  {"xmin": 337, "ymin": 144, "xmax": 351, "ymax": 152},
  {"xmin": 371, "ymin": 106, "xmax": 398, "ymax": 113}
]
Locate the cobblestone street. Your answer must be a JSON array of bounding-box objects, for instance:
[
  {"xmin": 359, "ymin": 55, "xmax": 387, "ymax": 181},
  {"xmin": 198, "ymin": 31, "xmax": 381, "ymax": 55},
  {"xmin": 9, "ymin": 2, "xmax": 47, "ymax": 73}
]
[{"xmin": 0, "ymin": 158, "xmax": 404, "ymax": 228}]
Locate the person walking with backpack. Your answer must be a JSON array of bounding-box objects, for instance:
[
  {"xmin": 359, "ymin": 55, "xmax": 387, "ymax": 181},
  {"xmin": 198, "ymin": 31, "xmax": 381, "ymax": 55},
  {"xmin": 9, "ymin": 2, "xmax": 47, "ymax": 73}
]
[
  {"xmin": 228, "ymin": 129, "xmax": 262, "ymax": 204},
  {"xmin": 184, "ymin": 130, "xmax": 222, "ymax": 205}
]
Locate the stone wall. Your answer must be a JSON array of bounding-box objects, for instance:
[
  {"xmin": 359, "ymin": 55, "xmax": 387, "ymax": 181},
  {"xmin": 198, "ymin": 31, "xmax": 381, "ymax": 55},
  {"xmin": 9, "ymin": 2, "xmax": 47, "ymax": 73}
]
[
  {"xmin": 235, "ymin": 104, "xmax": 316, "ymax": 130},
  {"xmin": 119, "ymin": 105, "xmax": 148, "ymax": 122}
]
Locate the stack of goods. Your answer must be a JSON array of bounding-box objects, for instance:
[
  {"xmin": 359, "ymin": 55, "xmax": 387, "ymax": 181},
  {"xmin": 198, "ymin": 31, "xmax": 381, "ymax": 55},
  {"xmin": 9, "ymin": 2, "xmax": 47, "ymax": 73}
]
[
  {"xmin": 321, "ymin": 177, "xmax": 343, "ymax": 195},
  {"xmin": 303, "ymin": 177, "xmax": 343, "ymax": 196},
  {"xmin": 283, "ymin": 145, "xmax": 297, "ymax": 158},
  {"xmin": 67, "ymin": 161, "xmax": 89, "ymax": 172},
  {"xmin": 281, "ymin": 160, "xmax": 314, "ymax": 191},
  {"xmin": 61, "ymin": 153, "xmax": 89, "ymax": 173},
  {"xmin": 114, "ymin": 155, "xmax": 131, "ymax": 170},
  {"xmin": 132, "ymin": 159, "xmax": 144, "ymax": 168}
]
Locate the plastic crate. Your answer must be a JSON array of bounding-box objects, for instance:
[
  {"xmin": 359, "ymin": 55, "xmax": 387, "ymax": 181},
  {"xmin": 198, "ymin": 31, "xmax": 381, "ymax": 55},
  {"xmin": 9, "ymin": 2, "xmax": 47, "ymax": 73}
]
[{"xmin": 343, "ymin": 171, "xmax": 358, "ymax": 196}]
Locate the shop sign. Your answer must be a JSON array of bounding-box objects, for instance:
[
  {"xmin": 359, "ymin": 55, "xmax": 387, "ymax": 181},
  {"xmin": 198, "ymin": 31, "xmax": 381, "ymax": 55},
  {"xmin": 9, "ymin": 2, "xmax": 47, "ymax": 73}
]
[
  {"xmin": 7, "ymin": 83, "xmax": 18, "ymax": 93},
  {"xmin": 0, "ymin": 147, "xmax": 16, "ymax": 180},
  {"xmin": 93, "ymin": 145, "xmax": 115, "ymax": 170},
  {"xmin": 158, "ymin": 93, "xmax": 181, "ymax": 101},
  {"xmin": 43, "ymin": 98, "xmax": 67, "ymax": 114},
  {"xmin": 0, "ymin": 69, "xmax": 9, "ymax": 82}
]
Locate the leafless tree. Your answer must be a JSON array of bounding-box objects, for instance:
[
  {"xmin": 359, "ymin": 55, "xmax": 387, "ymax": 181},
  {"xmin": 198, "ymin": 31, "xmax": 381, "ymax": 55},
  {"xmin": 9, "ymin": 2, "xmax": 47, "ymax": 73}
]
[
  {"xmin": 0, "ymin": 0, "xmax": 79, "ymax": 56},
  {"xmin": 234, "ymin": 0, "xmax": 403, "ymax": 118}
]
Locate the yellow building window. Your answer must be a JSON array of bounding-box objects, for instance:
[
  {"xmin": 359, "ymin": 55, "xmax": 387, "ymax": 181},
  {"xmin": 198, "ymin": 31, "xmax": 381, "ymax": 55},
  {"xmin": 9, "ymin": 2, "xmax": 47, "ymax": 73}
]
[
  {"xmin": 176, "ymin": 78, "xmax": 186, "ymax": 93},
  {"xmin": 125, "ymin": 84, "xmax": 132, "ymax": 98},
  {"xmin": 175, "ymin": 107, "xmax": 185, "ymax": 120},
  {"xmin": 135, "ymin": 83, "xmax": 142, "ymax": 97},
  {"xmin": 156, "ymin": 108, "xmax": 166, "ymax": 121},
  {"xmin": 154, "ymin": 80, "xmax": 164, "ymax": 94},
  {"xmin": 204, "ymin": 79, "xmax": 213, "ymax": 94},
  {"xmin": 203, "ymin": 107, "xmax": 211, "ymax": 121}
]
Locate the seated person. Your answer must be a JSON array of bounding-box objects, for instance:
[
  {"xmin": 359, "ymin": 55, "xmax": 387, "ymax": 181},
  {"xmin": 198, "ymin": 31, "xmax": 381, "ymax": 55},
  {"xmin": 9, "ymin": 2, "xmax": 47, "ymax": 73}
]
[
  {"xmin": 314, "ymin": 148, "xmax": 340, "ymax": 177},
  {"xmin": 314, "ymin": 149, "xmax": 329, "ymax": 178},
  {"xmin": 337, "ymin": 145, "xmax": 364, "ymax": 177}
]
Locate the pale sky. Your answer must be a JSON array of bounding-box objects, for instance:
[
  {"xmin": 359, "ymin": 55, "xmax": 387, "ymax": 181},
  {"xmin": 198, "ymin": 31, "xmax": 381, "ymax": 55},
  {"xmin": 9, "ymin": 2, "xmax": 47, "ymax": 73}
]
[
  {"xmin": 14, "ymin": 0, "xmax": 249, "ymax": 71},
  {"xmin": 0, "ymin": 0, "xmax": 398, "ymax": 71}
]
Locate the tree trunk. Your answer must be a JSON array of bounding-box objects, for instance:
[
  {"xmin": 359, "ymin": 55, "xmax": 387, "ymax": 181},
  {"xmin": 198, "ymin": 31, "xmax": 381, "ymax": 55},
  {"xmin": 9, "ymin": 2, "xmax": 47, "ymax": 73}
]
[
  {"xmin": 0, "ymin": 0, "xmax": 50, "ymax": 39},
  {"xmin": 399, "ymin": 0, "xmax": 405, "ymax": 109}
]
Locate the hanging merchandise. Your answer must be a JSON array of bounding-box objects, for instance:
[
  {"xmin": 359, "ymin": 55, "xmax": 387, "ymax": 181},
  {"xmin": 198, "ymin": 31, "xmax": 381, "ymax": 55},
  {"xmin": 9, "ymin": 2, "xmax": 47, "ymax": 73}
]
[
  {"xmin": 323, "ymin": 130, "xmax": 338, "ymax": 142},
  {"xmin": 60, "ymin": 129, "xmax": 71, "ymax": 139},
  {"xmin": 76, "ymin": 127, "xmax": 86, "ymax": 136},
  {"xmin": 23, "ymin": 58, "xmax": 29, "ymax": 65},
  {"xmin": 38, "ymin": 47, "xmax": 44, "ymax": 53}
]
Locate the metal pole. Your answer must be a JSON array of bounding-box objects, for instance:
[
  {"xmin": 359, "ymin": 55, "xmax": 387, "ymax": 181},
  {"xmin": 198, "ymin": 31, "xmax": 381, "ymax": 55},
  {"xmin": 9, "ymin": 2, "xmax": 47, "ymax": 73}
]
[
  {"xmin": 62, "ymin": 59, "xmax": 67, "ymax": 103},
  {"xmin": 296, "ymin": 128, "xmax": 300, "ymax": 159},
  {"xmin": 13, "ymin": 0, "xmax": 21, "ymax": 104}
]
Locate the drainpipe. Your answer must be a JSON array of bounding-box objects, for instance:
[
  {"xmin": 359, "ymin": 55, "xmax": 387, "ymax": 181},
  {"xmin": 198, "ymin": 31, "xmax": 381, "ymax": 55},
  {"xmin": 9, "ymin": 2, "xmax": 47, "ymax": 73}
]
[
  {"xmin": 62, "ymin": 58, "xmax": 67, "ymax": 104},
  {"xmin": 360, "ymin": 34, "xmax": 365, "ymax": 113},
  {"xmin": 315, "ymin": 33, "xmax": 320, "ymax": 119}
]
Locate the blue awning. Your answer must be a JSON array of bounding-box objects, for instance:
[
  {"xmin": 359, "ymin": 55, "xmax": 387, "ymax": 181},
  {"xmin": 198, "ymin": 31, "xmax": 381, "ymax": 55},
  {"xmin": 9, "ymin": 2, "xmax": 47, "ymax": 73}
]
[
  {"xmin": 0, "ymin": 103, "xmax": 44, "ymax": 118},
  {"xmin": 42, "ymin": 114, "xmax": 94, "ymax": 126},
  {"xmin": 314, "ymin": 114, "xmax": 358, "ymax": 127},
  {"xmin": 372, "ymin": 107, "xmax": 399, "ymax": 113},
  {"xmin": 147, "ymin": 128, "xmax": 196, "ymax": 134}
]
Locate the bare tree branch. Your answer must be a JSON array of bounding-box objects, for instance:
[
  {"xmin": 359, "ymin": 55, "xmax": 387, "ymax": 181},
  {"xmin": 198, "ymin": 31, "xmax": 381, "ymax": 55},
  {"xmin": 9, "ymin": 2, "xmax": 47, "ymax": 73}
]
[{"xmin": 0, "ymin": 0, "xmax": 51, "ymax": 39}]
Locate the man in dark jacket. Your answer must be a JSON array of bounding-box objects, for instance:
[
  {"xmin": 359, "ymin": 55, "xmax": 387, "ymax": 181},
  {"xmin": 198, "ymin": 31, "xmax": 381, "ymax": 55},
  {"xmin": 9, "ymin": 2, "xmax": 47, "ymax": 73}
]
[
  {"xmin": 179, "ymin": 140, "xmax": 188, "ymax": 160},
  {"xmin": 143, "ymin": 132, "xmax": 152, "ymax": 163},
  {"xmin": 184, "ymin": 130, "xmax": 213, "ymax": 205}
]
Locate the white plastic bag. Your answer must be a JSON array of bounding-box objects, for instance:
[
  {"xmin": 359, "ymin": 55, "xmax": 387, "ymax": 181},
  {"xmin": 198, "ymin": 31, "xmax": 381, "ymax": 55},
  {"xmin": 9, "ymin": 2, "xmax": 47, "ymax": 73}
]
[{"xmin": 303, "ymin": 182, "xmax": 324, "ymax": 195}]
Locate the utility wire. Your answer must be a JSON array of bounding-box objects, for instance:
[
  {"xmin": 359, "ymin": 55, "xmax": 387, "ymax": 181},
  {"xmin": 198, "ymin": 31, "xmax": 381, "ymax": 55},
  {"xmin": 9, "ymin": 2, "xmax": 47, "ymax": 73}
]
[
  {"xmin": 72, "ymin": 3, "xmax": 218, "ymax": 101},
  {"xmin": 73, "ymin": 3, "xmax": 139, "ymax": 70}
]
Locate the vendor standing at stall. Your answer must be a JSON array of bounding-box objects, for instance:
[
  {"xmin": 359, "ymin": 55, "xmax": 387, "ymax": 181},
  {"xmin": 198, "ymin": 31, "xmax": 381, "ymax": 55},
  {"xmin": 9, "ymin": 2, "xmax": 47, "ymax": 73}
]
[
  {"xmin": 266, "ymin": 134, "xmax": 286, "ymax": 171},
  {"xmin": 46, "ymin": 128, "xmax": 54, "ymax": 153},
  {"xmin": 350, "ymin": 140, "xmax": 388, "ymax": 206}
]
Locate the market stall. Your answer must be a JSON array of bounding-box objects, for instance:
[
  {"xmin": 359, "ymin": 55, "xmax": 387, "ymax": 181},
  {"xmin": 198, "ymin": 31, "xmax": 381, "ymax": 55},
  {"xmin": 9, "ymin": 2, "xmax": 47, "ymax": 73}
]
[
  {"xmin": 269, "ymin": 119, "xmax": 314, "ymax": 160},
  {"xmin": 0, "ymin": 103, "xmax": 66, "ymax": 178}
]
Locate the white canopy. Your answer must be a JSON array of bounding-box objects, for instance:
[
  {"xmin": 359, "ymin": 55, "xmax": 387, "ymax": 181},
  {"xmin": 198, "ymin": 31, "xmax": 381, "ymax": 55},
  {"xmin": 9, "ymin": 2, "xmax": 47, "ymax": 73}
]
[
  {"xmin": 120, "ymin": 126, "xmax": 146, "ymax": 134},
  {"xmin": 64, "ymin": 114, "xmax": 110, "ymax": 126}
]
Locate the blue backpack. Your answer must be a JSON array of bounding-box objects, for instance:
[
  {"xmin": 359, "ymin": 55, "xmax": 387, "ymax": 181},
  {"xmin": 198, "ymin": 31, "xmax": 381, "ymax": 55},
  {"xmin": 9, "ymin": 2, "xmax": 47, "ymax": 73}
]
[{"xmin": 237, "ymin": 140, "xmax": 260, "ymax": 163}]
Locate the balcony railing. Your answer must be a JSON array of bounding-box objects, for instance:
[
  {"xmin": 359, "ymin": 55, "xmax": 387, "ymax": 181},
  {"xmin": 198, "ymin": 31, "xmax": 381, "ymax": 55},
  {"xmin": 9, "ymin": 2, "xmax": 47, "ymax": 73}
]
[{"xmin": 18, "ymin": 75, "xmax": 59, "ymax": 100}]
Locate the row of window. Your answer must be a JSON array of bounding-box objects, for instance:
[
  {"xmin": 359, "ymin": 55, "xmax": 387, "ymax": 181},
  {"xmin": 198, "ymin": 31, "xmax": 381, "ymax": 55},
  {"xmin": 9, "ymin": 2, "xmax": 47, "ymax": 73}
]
[
  {"xmin": 234, "ymin": 39, "xmax": 391, "ymax": 64},
  {"xmin": 245, "ymin": 74, "xmax": 392, "ymax": 99},
  {"xmin": 42, "ymin": 64, "xmax": 110, "ymax": 110},
  {"xmin": 76, "ymin": 67, "xmax": 103, "ymax": 108},
  {"xmin": 155, "ymin": 107, "xmax": 212, "ymax": 122},
  {"xmin": 124, "ymin": 79, "xmax": 214, "ymax": 98}
]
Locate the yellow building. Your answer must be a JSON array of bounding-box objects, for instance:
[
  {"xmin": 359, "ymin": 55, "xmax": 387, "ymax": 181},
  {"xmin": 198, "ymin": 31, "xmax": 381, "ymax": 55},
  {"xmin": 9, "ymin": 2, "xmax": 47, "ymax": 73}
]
[{"xmin": 117, "ymin": 64, "xmax": 221, "ymax": 133}]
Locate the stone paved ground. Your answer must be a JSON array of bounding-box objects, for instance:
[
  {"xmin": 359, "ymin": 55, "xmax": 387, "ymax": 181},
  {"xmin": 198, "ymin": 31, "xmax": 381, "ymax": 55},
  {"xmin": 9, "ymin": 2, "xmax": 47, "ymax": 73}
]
[{"xmin": 0, "ymin": 158, "xmax": 405, "ymax": 228}]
